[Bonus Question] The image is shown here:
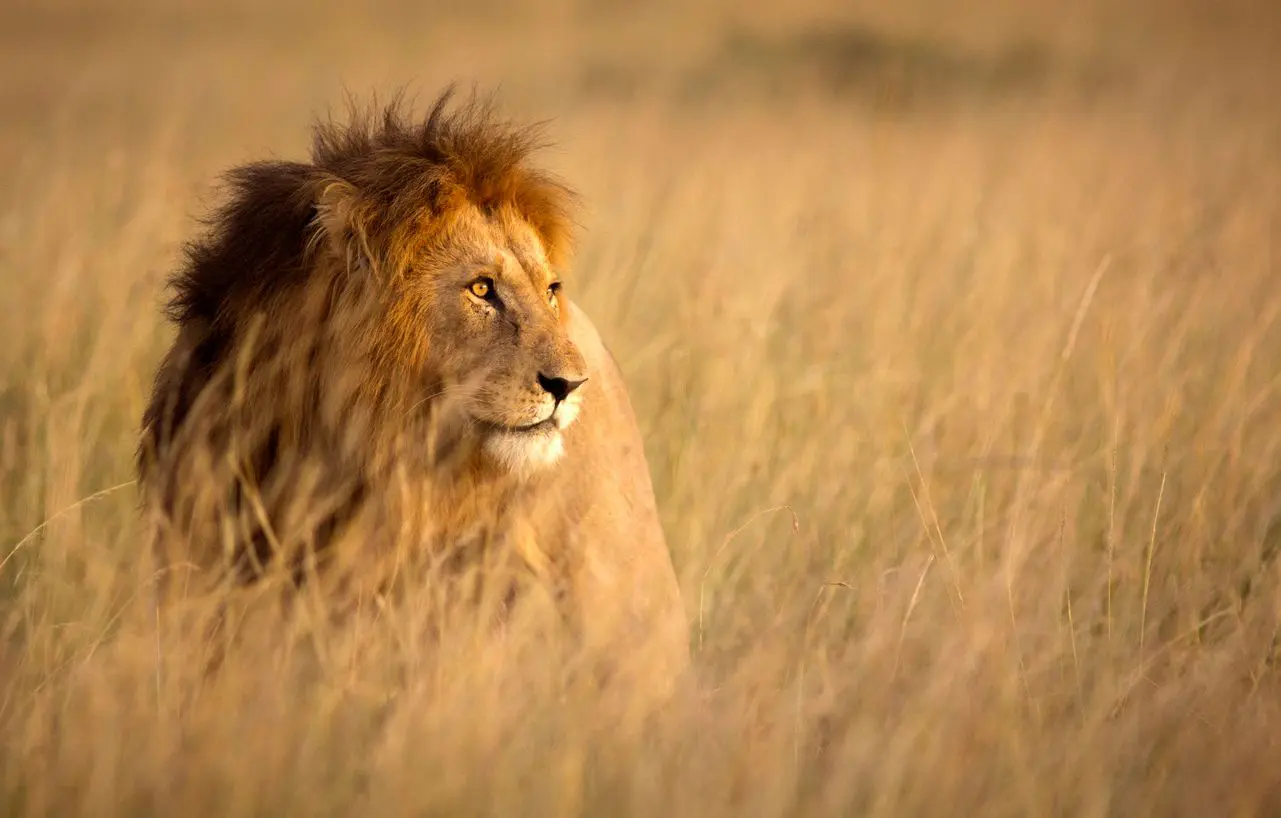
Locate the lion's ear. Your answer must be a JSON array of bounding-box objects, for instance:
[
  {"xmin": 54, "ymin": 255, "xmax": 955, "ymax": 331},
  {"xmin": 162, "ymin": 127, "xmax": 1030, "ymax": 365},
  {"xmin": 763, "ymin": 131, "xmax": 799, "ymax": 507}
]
[{"xmin": 312, "ymin": 178, "xmax": 376, "ymax": 274}]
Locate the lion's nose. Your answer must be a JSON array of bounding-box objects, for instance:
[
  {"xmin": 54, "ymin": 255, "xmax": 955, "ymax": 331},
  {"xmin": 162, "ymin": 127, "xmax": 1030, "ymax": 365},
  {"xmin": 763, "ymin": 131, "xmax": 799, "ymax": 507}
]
[{"xmin": 537, "ymin": 372, "xmax": 587, "ymax": 403}]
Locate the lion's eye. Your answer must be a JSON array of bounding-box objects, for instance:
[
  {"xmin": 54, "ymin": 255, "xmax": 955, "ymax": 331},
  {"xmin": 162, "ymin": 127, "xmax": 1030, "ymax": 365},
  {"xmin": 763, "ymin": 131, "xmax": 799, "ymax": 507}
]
[
  {"xmin": 468, "ymin": 278, "xmax": 493, "ymax": 299},
  {"xmin": 547, "ymin": 281, "xmax": 562, "ymax": 307}
]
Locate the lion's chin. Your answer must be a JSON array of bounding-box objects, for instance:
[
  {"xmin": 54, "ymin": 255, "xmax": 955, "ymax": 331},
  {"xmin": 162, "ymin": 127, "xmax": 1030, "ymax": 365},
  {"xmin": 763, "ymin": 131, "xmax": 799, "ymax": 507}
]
[{"xmin": 482, "ymin": 425, "xmax": 566, "ymax": 477}]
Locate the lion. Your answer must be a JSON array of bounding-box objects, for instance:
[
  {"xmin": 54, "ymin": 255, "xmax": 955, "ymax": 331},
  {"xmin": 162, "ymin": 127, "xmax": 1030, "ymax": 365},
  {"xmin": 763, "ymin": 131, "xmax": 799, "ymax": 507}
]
[{"xmin": 136, "ymin": 87, "xmax": 689, "ymax": 697}]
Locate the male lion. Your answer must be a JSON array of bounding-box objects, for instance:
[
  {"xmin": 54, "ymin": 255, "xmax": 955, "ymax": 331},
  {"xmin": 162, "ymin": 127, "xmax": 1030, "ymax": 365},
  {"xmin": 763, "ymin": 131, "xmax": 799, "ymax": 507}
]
[{"xmin": 137, "ymin": 87, "xmax": 689, "ymax": 695}]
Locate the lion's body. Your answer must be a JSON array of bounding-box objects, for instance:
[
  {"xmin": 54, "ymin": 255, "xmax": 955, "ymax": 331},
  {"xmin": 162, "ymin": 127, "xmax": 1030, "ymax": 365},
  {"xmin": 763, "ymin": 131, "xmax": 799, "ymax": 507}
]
[{"xmin": 137, "ymin": 88, "xmax": 689, "ymax": 695}]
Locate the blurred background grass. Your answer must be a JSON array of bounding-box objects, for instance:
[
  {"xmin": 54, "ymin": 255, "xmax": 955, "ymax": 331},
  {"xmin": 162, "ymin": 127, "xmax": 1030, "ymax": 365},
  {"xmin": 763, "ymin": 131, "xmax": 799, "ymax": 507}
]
[{"xmin": 2, "ymin": 1, "xmax": 1281, "ymax": 815}]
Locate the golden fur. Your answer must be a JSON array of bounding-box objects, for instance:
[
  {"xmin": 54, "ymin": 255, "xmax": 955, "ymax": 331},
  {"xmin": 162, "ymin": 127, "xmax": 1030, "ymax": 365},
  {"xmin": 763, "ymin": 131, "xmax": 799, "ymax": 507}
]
[{"xmin": 137, "ymin": 87, "xmax": 689, "ymax": 694}]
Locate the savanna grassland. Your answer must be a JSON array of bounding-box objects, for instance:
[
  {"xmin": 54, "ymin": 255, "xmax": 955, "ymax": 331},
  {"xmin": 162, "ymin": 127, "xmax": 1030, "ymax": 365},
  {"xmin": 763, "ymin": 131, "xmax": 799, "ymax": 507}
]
[{"xmin": 3, "ymin": 1, "xmax": 1281, "ymax": 815}]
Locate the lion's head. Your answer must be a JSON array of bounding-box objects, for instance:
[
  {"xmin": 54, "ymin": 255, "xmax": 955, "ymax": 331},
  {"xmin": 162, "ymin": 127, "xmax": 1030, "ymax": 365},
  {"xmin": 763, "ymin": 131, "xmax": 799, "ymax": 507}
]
[
  {"xmin": 308, "ymin": 93, "xmax": 594, "ymax": 475},
  {"xmin": 136, "ymin": 87, "xmax": 615, "ymax": 589},
  {"xmin": 143, "ymin": 88, "xmax": 596, "ymax": 495}
]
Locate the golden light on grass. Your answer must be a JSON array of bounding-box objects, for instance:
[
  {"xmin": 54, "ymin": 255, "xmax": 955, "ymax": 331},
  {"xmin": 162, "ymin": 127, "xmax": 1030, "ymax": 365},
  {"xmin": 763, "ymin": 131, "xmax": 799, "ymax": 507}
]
[{"xmin": 3, "ymin": 1, "xmax": 1281, "ymax": 815}]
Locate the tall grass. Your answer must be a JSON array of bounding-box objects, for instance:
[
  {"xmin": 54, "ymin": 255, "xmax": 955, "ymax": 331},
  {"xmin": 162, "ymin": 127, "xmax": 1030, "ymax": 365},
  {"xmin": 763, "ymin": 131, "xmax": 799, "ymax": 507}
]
[{"xmin": 3, "ymin": 1, "xmax": 1281, "ymax": 815}]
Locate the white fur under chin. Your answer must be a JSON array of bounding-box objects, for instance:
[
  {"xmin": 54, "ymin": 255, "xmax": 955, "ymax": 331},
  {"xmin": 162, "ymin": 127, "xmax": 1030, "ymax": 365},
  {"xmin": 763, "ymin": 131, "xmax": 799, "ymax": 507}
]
[
  {"xmin": 481, "ymin": 391, "xmax": 583, "ymax": 477},
  {"xmin": 484, "ymin": 428, "xmax": 566, "ymax": 477}
]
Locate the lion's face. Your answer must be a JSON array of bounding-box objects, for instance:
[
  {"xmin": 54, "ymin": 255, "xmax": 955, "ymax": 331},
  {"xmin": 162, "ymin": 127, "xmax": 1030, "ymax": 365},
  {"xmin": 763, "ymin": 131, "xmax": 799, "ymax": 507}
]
[{"xmin": 394, "ymin": 206, "xmax": 587, "ymax": 475}]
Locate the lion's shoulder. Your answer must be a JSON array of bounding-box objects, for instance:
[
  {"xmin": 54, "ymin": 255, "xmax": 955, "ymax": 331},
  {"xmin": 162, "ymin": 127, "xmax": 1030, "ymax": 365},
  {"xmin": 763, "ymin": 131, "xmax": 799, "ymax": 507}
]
[{"xmin": 560, "ymin": 298, "xmax": 669, "ymax": 558}]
